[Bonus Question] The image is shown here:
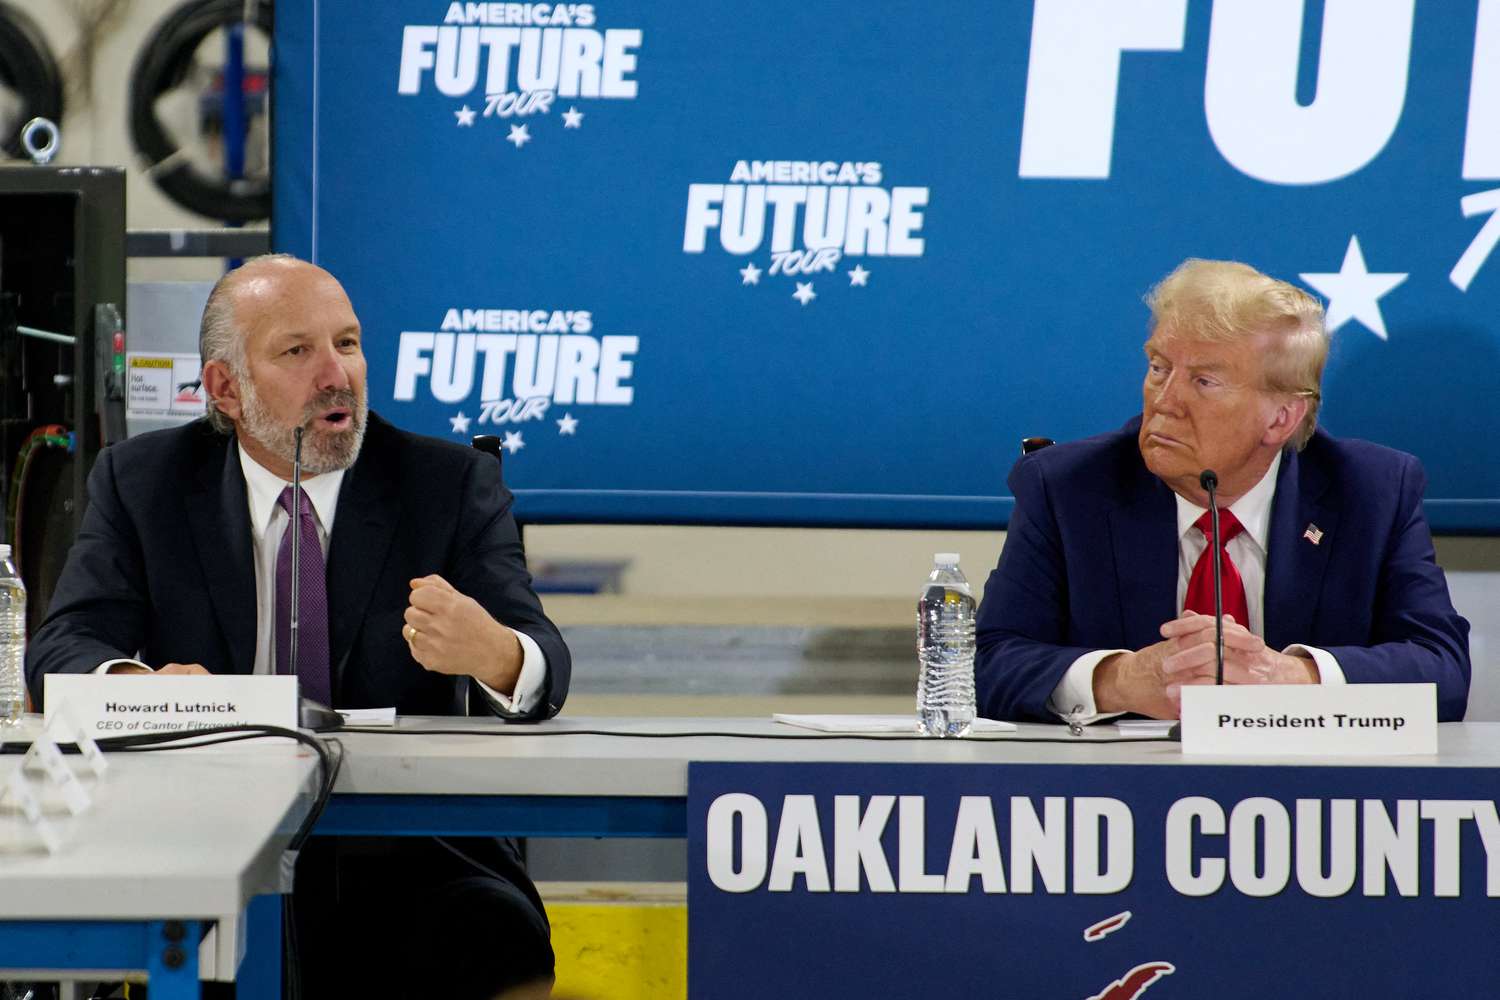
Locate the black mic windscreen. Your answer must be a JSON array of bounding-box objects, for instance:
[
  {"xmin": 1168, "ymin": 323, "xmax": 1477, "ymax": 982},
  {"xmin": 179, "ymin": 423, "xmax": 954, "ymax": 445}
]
[{"xmin": 1199, "ymin": 469, "xmax": 1218, "ymax": 492}]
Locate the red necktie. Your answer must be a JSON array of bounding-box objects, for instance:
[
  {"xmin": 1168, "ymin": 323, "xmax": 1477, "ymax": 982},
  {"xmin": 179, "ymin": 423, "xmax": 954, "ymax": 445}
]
[{"xmin": 1184, "ymin": 508, "xmax": 1250, "ymax": 628}]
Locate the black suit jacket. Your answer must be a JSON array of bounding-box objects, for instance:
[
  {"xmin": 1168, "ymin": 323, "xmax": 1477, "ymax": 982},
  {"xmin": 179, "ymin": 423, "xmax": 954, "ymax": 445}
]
[{"xmin": 27, "ymin": 411, "xmax": 571, "ymax": 716}]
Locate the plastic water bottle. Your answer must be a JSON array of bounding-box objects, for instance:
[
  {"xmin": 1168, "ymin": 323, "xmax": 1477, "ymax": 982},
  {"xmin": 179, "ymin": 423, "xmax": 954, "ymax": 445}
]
[
  {"xmin": 916, "ymin": 553, "xmax": 976, "ymax": 738},
  {"xmin": 0, "ymin": 544, "xmax": 25, "ymax": 726}
]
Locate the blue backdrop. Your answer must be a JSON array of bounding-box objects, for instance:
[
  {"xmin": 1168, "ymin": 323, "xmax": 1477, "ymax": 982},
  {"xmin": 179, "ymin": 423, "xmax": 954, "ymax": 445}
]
[{"xmin": 273, "ymin": 1, "xmax": 1500, "ymax": 529}]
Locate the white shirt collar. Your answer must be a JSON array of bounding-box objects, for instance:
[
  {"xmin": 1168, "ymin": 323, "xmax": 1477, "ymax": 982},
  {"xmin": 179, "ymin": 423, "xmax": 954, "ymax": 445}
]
[
  {"xmin": 1174, "ymin": 450, "xmax": 1282, "ymax": 552},
  {"xmin": 237, "ymin": 441, "xmax": 346, "ymax": 539}
]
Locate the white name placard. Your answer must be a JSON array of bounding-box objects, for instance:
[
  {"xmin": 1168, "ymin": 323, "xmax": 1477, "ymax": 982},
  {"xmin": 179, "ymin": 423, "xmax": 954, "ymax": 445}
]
[
  {"xmin": 45, "ymin": 675, "xmax": 298, "ymax": 736},
  {"xmin": 1180, "ymin": 683, "xmax": 1438, "ymax": 756}
]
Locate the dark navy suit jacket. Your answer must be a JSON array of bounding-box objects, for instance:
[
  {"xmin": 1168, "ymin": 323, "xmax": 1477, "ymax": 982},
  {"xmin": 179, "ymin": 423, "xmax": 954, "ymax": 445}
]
[
  {"xmin": 26, "ymin": 411, "xmax": 569, "ymax": 966},
  {"xmin": 975, "ymin": 418, "xmax": 1470, "ymax": 722},
  {"xmin": 27, "ymin": 411, "xmax": 570, "ymax": 718}
]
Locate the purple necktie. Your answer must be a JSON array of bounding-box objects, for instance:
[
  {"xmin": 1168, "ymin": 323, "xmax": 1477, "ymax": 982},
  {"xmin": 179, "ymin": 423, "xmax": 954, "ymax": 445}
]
[{"xmin": 275, "ymin": 485, "xmax": 332, "ymax": 706}]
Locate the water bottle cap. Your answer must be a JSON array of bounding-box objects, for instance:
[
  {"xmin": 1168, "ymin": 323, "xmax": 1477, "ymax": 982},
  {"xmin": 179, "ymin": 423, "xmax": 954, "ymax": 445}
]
[{"xmin": 934, "ymin": 552, "xmax": 960, "ymax": 565}]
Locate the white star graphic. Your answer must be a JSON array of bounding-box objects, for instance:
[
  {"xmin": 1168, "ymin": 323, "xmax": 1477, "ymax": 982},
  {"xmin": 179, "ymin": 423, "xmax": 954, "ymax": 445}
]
[
  {"xmin": 561, "ymin": 106, "xmax": 584, "ymax": 128},
  {"xmin": 449, "ymin": 410, "xmax": 471, "ymax": 435},
  {"xmin": 792, "ymin": 282, "xmax": 816, "ymax": 306},
  {"xmin": 502, "ymin": 431, "xmax": 525, "ymax": 454},
  {"xmin": 848, "ymin": 265, "xmax": 870, "ymax": 287},
  {"xmin": 1299, "ymin": 236, "xmax": 1408, "ymax": 341},
  {"xmin": 557, "ymin": 413, "xmax": 579, "ymax": 435},
  {"xmin": 506, "ymin": 124, "xmax": 532, "ymax": 149},
  {"xmin": 454, "ymin": 105, "xmax": 477, "ymax": 126},
  {"xmin": 739, "ymin": 262, "xmax": 762, "ymax": 285}
]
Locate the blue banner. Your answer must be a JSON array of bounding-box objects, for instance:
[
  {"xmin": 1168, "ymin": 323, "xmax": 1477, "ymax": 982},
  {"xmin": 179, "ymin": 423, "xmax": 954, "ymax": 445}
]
[
  {"xmin": 688, "ymin": 760, "xmax": 1500, "ymax": 998},
  {"xmin": 274, "ymin": 1, "xmax": 1500, "ymax": 529}
]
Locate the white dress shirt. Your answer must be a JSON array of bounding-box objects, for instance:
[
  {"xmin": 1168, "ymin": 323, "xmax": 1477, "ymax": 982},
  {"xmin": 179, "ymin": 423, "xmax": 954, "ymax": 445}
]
[
  {"xmin": 102, "ymin": 443, "xmax": 546, "ymax": 715},
  {"xmin": 1047, "ymin": 452, "xmax": 1345, "ymax": 723}
]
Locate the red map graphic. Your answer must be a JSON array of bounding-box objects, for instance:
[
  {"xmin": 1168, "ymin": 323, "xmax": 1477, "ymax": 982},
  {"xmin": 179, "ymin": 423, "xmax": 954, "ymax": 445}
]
[
  {"xmin": 1085, "ymin": 962, "xmax": 1175, "ymax": 1000},
  {"xmin": 1083, "ymin": 911, "xmax": 1131, "ymax": 942}
]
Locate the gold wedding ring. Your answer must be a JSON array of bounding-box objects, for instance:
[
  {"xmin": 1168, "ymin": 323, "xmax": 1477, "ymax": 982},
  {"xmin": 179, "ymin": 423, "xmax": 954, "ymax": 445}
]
[{"xmin": 405, "ymin": 624, "xmax": 418, "ymax": 643}]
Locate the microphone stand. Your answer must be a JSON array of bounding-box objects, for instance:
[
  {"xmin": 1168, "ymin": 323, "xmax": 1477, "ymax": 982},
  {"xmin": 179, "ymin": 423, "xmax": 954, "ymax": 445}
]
[
  {"xmin": 289, "ymin": 426, "xmax": 303, "ymax": 683},
  {"xmin": 1169, "ymin": 469, "xmax": 1225, "ymax": 744},
  {"xmin": 1200, "ymin": 469, "xmax": 1225, "ymax": 686},
  {"xmin": 289, "ymin": 425, "xmax": 341, "ymax": 731}
]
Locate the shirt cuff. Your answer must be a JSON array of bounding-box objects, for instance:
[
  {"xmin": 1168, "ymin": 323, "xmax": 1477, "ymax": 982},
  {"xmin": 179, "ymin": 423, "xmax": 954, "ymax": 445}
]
[
  {"xmin": 95, "ymin": 659, "xmax": 152, "ymax": 675},
  {"xmin": 1046, "ymin": 649, "xmax": 1129, "ymax": 726},
  {"xmin": 472, "ymin": 629, "xmax": 547, "ymax": 715},
  {"xmin": 1282, "ymin": 644, "xmax": 1345, "ymax": 685}
]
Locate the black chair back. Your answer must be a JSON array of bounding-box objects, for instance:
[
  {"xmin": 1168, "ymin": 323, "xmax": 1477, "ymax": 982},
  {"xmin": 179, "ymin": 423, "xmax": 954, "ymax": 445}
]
[
  {"xmin": 1021, "ymin": 436, "xmax": 1055, "ymax": 456},
  {"xmin": 471, "ymin": 434, "xmax": 504, "ymax": 468}
]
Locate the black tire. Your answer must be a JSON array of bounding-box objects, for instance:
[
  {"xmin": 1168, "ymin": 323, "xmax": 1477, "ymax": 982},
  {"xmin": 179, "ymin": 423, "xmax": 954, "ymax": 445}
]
[
  {"xmin": 0, "ymin": 1, "xmax": 64, "ymax": 160},
  {"xmin": 128, "ymin": 0, "xmax": 273, "ymax": 223}
]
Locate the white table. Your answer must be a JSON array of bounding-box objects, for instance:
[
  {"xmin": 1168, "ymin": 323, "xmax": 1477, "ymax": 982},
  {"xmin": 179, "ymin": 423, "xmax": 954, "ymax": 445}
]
[
  {"xmin": 315, "ymin": 716, "xmax": 1500, "ymax": 839},
  {"xmin": 328, "ymin": 716, "xmax": 1500, "ymax": 787},
  {"xmin": 12, "ymin": 717, "xmax": 1498, "ymax": 998},
  {"xmin": 0, "ymin": 730, "xmax": 319, "ymax": 998}
]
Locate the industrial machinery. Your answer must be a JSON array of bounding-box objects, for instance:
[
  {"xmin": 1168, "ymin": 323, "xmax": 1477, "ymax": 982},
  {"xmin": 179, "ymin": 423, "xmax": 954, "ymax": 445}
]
[{"xmin": 0, "ymin": 142, "xmax": 127, "ymax": 633}]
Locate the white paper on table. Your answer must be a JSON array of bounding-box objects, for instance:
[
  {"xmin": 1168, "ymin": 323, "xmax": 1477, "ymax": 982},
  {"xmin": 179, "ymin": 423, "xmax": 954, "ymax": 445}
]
[
  {"xmin": 336, "ymin": 707, "xmax": 397, "ymax": 727},
  {"xmin": 1114, "ymin": 719, "xmax": 1178, "ymax": 737},
  {"xmin": 772, "ymin": 714, "xmax": 1017, "ymax": 733}
]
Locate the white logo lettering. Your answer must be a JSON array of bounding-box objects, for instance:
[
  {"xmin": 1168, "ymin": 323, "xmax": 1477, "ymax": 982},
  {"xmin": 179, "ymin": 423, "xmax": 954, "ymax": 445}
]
[
  {"xmin": 1464, "ymin": 0, "xmax": 1500, "ymax": 179},
  {"xmin": 1019, "ymin": 0, "xmax": 1188, "ymax": 179},
  {"xmin": 1205, "ymin": 0, "xmax": 1414, "ymax": 185},
  {"xmin": 706, "ymin": 793, "xmax": 768, "ymax": 893},
  {"xmin": 396, "ymin": 25, "xmax": 640, "ymax": 98}
]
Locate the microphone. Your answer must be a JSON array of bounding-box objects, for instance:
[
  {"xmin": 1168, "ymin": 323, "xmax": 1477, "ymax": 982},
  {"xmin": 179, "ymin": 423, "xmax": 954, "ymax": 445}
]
[
  {"xmin": 289, "ymin": 423, "xmax": 341, "ymax": 731},
  {"xmin": 1199, "ymin": 469, "xmax": 1225, "ymax": 686}
]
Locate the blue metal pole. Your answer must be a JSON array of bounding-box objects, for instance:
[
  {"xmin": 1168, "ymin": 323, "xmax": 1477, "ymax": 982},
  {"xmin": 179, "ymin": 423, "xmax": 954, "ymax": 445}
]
[
  {"xmin": 0, "ymin": 920, "xmax": 205, "ymax": 999},
  {"xmin": 144, "ymin": 919, "xmax": 202, "ymax": 1000},
  {"xmin": 224, "ymin": 22, "xmax": 247, "ymax": 271},
  {"xmin": 237, "ymin": 895, "xmax": 284, "ymax": 1000}
]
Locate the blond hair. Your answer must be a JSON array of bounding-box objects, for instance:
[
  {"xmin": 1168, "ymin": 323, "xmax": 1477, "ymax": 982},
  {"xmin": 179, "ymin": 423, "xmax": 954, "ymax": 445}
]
[{"xmin": 1146, "ymin": 258, "xmax": 1328, "ymax": 449}]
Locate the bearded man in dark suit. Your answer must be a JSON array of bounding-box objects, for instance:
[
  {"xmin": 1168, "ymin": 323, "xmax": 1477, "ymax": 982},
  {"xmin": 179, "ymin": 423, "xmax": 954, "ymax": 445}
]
[{"xmin": 29, "ymin": 254, "xmax": 569, "ymax": 998}]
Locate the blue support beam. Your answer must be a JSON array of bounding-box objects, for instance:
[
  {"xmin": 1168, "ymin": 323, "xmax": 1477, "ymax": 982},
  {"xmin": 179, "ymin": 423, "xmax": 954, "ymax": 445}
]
[
  {"xmin": 223, "ymin": 21, "xmax": 247, "ymax": 270},
  {"xmin": 316, "ymin": 794, "xmax": 687, "ymax": 838},
  {"xmin": 0, "ymin": 919, "xmax": 201, "ymax": 998},
  {"xmin": 234, "ymin": 795, "xmax": 686, "ymax": 990},
  {"xmin": 236, "ymin": 895, "xmax": 283, "ymax": 999},
  {"xmin": 144, "ymin": 920, "xmax": 200, "ymax": 1000}
]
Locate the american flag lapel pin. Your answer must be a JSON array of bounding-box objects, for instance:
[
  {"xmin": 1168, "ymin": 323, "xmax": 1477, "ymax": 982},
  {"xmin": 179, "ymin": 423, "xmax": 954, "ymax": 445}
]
[{"xmin": 1303, "ymin": 523, "xmax": 1324, "ymax": 545}]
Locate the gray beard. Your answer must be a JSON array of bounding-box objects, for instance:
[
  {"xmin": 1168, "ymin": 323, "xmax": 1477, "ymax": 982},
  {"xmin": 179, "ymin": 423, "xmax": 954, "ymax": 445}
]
[{"xmin": 237, "ymin": 377, "xmax": 368, "ymax": 475}]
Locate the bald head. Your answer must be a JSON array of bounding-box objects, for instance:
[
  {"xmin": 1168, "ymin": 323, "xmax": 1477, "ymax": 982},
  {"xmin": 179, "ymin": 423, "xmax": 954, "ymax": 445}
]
[
  {"xmin": 200, "ymin": 255, "xmax": 351, "ymax": 431},
  {"xmin": 197, "ymin": 254, "xmax": 368, "ymax": 477}
]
